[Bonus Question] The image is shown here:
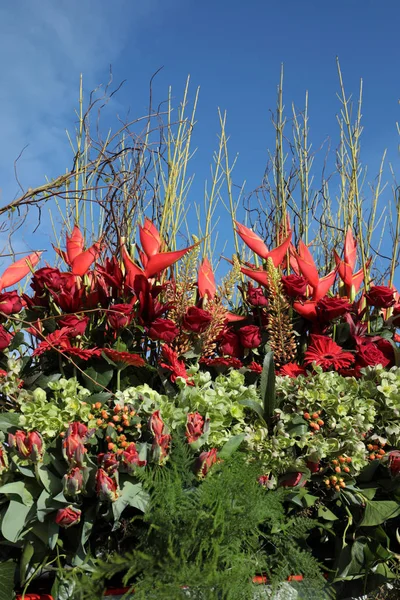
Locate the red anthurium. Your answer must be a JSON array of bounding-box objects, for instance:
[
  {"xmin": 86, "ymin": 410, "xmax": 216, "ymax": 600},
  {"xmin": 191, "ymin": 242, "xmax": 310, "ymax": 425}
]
[
  {"xmin": 54, "ymin": 225, "xmax": 102, "ymax": 277},
  {"xmin": 139, "ymin": 218, "xmax": 162, "ymax": 258},
  {"xmin": 0, "ymin": 251, "xmax": 41, "ymax": 292},
  {"xmin": 198, "ymin": 257, "xmax": 216, "ymax": 300},
  {"xmin": 235, "ymin": 221, "xmax": 292, "ymax": 266}
]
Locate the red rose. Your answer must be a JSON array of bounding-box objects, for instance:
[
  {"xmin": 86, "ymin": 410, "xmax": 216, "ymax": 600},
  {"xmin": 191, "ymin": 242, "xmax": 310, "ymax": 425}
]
[
  {"xmin": 96, "ymin": 468, "xmax": 119, "ymax": 502},
  {"xmin": 182, "ymin": 306, "xmax": 213, "ymax": 333},
  {"xmin": 0, "ymin": 326, "xmax": 12, "ymax": 351},
  {"xmin": 356, "ymin": 342, "xmax": 391, "ymax": 368},
  {"xmin": 365, "ymin": 285, "xmax": 395, "ymax": 308},
  {"xmin": 374, "ymin": 338, "xmax": 395, "ymax": 367},
  {"xmin": 388, "ymin": 451, "xmax": 400, "ymax": 477},
  {"xmin": 107, "ymin": 304, "xmax": 133, "ymax": 330},
  {"xmin": 316, "ymin": 296, "xmax": 351, "ymax": 321},
  {"xmin": 186, "ymin": 412, "xmax": 205, "ymax": 444},
  {"xmin": 238, "ymin": 325, "xmax": 261, "ymax": 349},
  {"xmin": 197, "ymin": 448, "xmax": 218, "ymax": 478},
  {"xmin": 281, "ymin": 274, "xmax": 307, "ymax": 298},
  {"xmin": 147, "ymin": 318, "xmax": 179, "ymax": 343},
  {"xmin": 246, "ymin": 283, "xmax": 268, "ymax": 307},
  {"xmin": 219, "ymin": 329, "xmax": 242, "ymax": 357},
  {"xmin": 63, "ymin": 467, "xmax": 84, "ymax": 496},
  {"xmin": 0, "ymin": 291, "xmax": 23, "ymax": 316},
  {"xmin": 31, "ymin": 267, "xmax": 64, "ymax": 294},
  {"xmin": 55, "ymin": 506, "xmax": 81, "ymax": 528},
  {"xmin": 58, "ymin": 314, "xmax": 89, "ymax": 337}
]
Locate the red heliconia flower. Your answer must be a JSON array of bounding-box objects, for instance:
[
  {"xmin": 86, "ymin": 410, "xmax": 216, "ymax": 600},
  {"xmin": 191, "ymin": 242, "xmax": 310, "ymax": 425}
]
[
  {"xmin": 182, "ymin": 306, "xmax": 213, "ymax": 334},
  {"xmin": 147, "ymin": 318, "xmax": 179, "ymax": 343},
  {"xmin": 291, "ymin": 241, "xmax": 337, "ymax": 301},
  {"xmin": 54, "ymin": 225, "xmax": 103, "ymax": 277},
  {"xmin": 160, "ymin": 345, "xmax": 193, "ymax": 384},
  {"xmin": 139, "ymin": 218, "xmax": 162, "ymax": 258},
  {"xmin": 333, "ymin": 229, "xmax": 370, "ymax": 296},
  {"xmin": 278, "ymin": 363, "xmax": 307, "ymax": 378},
  {"xmin": 55, "ymin": 506, "xmax": 81, "ymax": 528},
  {"xmin": 8, "ymin": 430, "xmax": 43, "ymax": 462},
  {"xmin": 197, "ymin": 448, "xmax": 218, "ymax": 478},
  {"xmin": 96, "ymin": 468, "xmax": 119, "ymax": 502},
  {"xmin": 103, "ymin": 348, "xmax": 145, "ymax": 367},
  {"xmin": 97, "ymin": 257, "xmax": 124, "ymax": 296},
  {"xmin": 63, "ymin": 467, "xmax": 84, "ymax": 496},
  {"xmin": 149, "ymin": 410, "xmax": 165, "ymax": 439},
  {"xmin": 120, "ymin": 442, "xmax": 147, "ymax": 474},
  {"xmin": 0, "ymin": 251, "xmax": 41, "ymax": 292},
  {"xmin": 186, "ymin": 412, "xmax": 205, "ymax": 444},
  {"xmin": 388, "ymin": 451, "xmax": 400, "ymax": 477},
  {"xmin": 304, "ymin": 334, "xmax": 354, "ymax": 371},
  {"xmin": 0, "ymin": 326, "xmax": 12, "ymax": 352},
  {"xmin": 235, "ymin": 221, "xmax": 292, "ymax": 266},
  {"xmin": 293, "ymin": 300, "xmax": 318, "ymax": 322},
  {"xmin": 0, "ymin": 291, "xmax": 23, "ymax": 316},
  {"xmin": 198, "ymin": 257, "xmax": 216, "ymax": 300}
]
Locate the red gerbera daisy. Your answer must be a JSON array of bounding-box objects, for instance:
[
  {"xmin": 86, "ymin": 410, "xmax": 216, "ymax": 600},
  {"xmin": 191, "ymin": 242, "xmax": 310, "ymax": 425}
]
[
  {"xmin": 304, "ymin": 334, "xmax": 354, "ymax": 371},
  {"xmin": 278, "ymin": 362, "xmax": 307, "ymax": 378},
  {"xmin": 103, "ymin": 349, "xmax": 145, "ymax": 367}
]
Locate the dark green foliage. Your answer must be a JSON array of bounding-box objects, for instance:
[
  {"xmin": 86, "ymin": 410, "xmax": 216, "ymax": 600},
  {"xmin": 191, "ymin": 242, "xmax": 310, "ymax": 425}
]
[{"xmin": 65, "ymin": 439, "xmax": 324, "ymax": 599}]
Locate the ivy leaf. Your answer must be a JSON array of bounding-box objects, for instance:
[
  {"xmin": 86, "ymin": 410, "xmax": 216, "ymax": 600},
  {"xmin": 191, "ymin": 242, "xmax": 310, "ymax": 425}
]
[
  {"xmin": 318, "ymin": 506, "xmax": 338, "ymax": 521},
  {"xmin": 0, "ymin": 561, "xmax": 16, "ymax": 600},
  {"xmin": 360, "ymin": 501, "xmax": 400, "ymax": 527}
]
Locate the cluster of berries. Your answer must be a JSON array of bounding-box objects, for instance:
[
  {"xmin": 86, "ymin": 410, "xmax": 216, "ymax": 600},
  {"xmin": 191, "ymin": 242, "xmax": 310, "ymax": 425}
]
[
  {"xmin": 303, "ymin": 410, "xmax": 324, "ymax": 433},
  {"xmin": 89, "ymin": 403, "xmax": 139, "ymax": 451}
]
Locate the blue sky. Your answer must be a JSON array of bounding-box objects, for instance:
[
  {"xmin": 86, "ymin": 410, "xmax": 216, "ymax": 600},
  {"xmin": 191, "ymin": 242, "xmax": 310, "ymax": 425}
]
[{"xmin": 0, "ymin": 0, "xmax": 399, "ymax": 282}]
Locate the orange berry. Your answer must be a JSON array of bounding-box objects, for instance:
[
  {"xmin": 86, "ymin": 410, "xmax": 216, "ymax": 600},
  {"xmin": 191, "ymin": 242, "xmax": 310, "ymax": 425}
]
[
  {"xmin": 309, "ymin": 432, "xmax": 314, "ymax": 436},
  {"xmin": 372, "ymin": 445, "xmax": 379, "ymax": 451},
  {"xmin": 331, "ymin": 476, "xmax": 337, "ymax": 483},
  {"xmin": 378, "ymin": 448, "xmax": 385, "ymax": 455},
  {"xmin": 108, "ymin": 442, "xmax": 115, "ymax": 451},
  {"xmin": 367, "ymin": 444, "xmax": 374, "ymax": 451},
  {"xmin": 339, "ymin": 481, "xmax": 346, "ymax": 488},
  {"xmin": 121, "ymin": 441, "xmax": 129, "ymax": 448},
  {"xmin": 317, "ymin": 419, "xmax": 324, "ymax": 426},
  {"xmin": 369, "ymin": 454, "xmax": 375, "ymax": 460},
  {"xmin": 303, "ymin": 412, "xmax": 311, "ymax": 420},
  {"xmin": 95, "ymin": 402, "xmax": 102, "ymax": 410},
  {"xmin": 339, "ymin": 456, "xmax": 346, "ymax": 464},
  {"xmin": 108, "ymin": 422, "xmax": 115, "ymax": 428},
  {"xmin": 324, "ymin": 479, "xmax": 330, "ymax": 486},
  {"xmin": 113, "ymin": 415, "xmax": 120, "ymax": 423},
  {"xmin": 129, "ymin": 411, "xmax": 135, "ymax": 417},
  {"xmin": 346, "ymin": 457, "xmax": 352, "ymax": 463},
  {"xmin": 92, "ymin": 404, "xmax": 96, "ymax": 409},
  {"xmin": 106, "ymin": 436, "xmax": 112, "ymax": 442},
  {"xmin": 334, "ymin": 485, "xmax": 340, "ymax": 492},
  {"xmin": 123, "ymin": 406, "xmax": 129, "ymax": 413},
  {"xmin": 122, "ymin": 420, "xmax": 130, "ymax": 428},
  {"xmin": 335, "ymin": 466, "xmax": 341, "ymax": 473},
  {"xmin": 101, "ymin": 410, "xmax": 109, "ymax": 419},
  {"xmin": 332, "ymin": 459, "xmax": 339, "ymax": 466},
  {"xmin": 59, "ymin": 431, "xmax": 65, "ymax": 438},
  {"xmin": 314, "ymin": 424, "xmax": 320, "ymax": 431},
  {"xmin": 119, "ymin": 434, "xmax": 127, "ymax": 441},
  {"xmin": 96, "ymin": 419, "xmax": 103, "ymax": 426},
  {"xmin": 117, "ymin": 426, "xmax": 123, "ymax": 433},
  {"xmin": 88, "ymin": 413, "xmax": 94, "ymax": 420},
  {"xmin": 312, "ymin": 412, "xmax": 319, "ymax": 420},
  {"xmin": 117, "ymin": 448, "xmax": 124, "ymax": 455},
  {"xmin": 343, "ymin": 466, "xmax": 350, "ymax": 473}
]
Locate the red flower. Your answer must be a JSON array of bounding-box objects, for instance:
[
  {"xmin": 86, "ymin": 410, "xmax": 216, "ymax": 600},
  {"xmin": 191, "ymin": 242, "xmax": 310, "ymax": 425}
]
[
  {"xmin": 61, "ymin": 344, "xmax": 102, "ymax": 361},
  {"xmin": 0, "ymin": 326, "xmax": 12, "ymax": 351},
  {"xmin": 200, "ymin": 356, "xmax": 243, "ymax": 369},
  {"xmin": 278, "ymin": 363, "xmax": 307, "ymax": 378},
  {"xmin": 0, "ymin": 251, "xmax": 41, "ymax": 292},
  {"xmin": 238, "ymin": 325, "xmax": 261, "ymax": 349},
  {"xmin": 248, "ymin": 361, "xmax": 262, "ymax": 373},
  {"xmin": 54, "ymin": 224, "xmax": 102, "ymax": 276},
  {"xmin": 306, "ymin": 460, "xmax": 320, "ymax": 473},
  {"xmin": 365, "ymin": 285, "xmax": 395, "ymax": 309},
  {"xmin": 279, "ymin": 472, "xmax": 305, "ymax": 487},
  {"xmin": 62, "ymin": 423, "xmax": 90, "ymax": 466},
  {"xmin": 291, "ymin": 240, "xmax": 336, "ymax": 301},
  {"xmin": 97, "ymin": 452, "xmax": 119, "ymax": 474},
  {"xmin": 0, "ymin": 291, "xmax": 23, "ymax": 315},
  {"xmin": 55, "ymin": 506, "xmax": 81, "ymax": 528},
  {"xmin": 316, "ymin": 296, "xmax": 352, "ymax": 322},
  {"xmin": 152, "ymin": 433, "xmax": 171, "ymax": 464},
  {"xmin": 96, "ymin": 468, "xmax": 119, "ymax": 502},
  {"xmin": 281, "ymin": 274, "xmax": 307, "ymax": 298},
  {"xmin": 197, "ymin": 448, "xmax": 218, "ymax": 478},
  {"xmin": 147, "ymin": 318, "xmax": 179, "ymax": 343},
  {"xmin": 103, "ymin": 349, "xmax": 145, "ymax": 367},
  {"xmin": 388, "ymin": 451, "xmax": 400, "ymax": 477},
  {"xmin": 120, "ymin": 442, "xmax": 147, "ymax": 474},
  {"xmin": 218, "ymin": 329, "xmax": 242, "ymax": 357},
  {"xmin": 160, "ymin": 345, "xmax": 193, "ymax": 384},
  {"xmin": 149, "ymin": 410, "xmax": 165, "ymax": 438},
  {"xmin": 63, "ymin": 467, "xmax": 84, "ymax": 496},
  {"xmin": 198, "ymin": 258, "xmax": 216, "ymax": 300},
  {"xmin": 8, "ymin": 430, "xmax": 43, "ymax": 462},
  {"xmin": 58, "ymin": 315, "xmax": 89, "ymax": 337},
  {"xmin": 182, "ymin": 306, "xmax": 213, "ymax": 333},
  {"xmin": 97, "ymin": 257, "xmax": 124, "ymax": 296},
  {"xmin": 107, "ymin": 304, "xmax": 134, "ymax": 330},
  {"xmin": 186, "ymin": 413, "xmax": 205, "ymax": 444},
  {"xmin": 304, "ymin": 334, "xmax": 354, "ymax": 371},
  {"xmin": 355, "ymin": 340, "xmax": 391, "ymax": 368},
  {"xmin": 246, "ymin": 282, "xmax": 268, "ymax": 307},
  {"xmin": 235, "ymin": 221, "xmax": 292, "ymax": 266}
]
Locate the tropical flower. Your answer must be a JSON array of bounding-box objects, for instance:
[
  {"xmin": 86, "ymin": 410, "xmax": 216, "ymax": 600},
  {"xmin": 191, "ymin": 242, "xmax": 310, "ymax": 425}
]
[
  {"xmin": 304, "ymin": 335, "xmax": 354, "ymax": 371},
  {"xmin": 186, "ymin": 412, "xmax": 205, "ymax": 444},
  {"xmin": 54, "ymin": 225, "xmax": 102, "ymax": 277},
  {"xmin": 278, "ymin": 363, "xmax": 307, "ymax": 378},
  {"xmin": 197, "ymin": 448, "xmax": 218, "ymax": 478}
]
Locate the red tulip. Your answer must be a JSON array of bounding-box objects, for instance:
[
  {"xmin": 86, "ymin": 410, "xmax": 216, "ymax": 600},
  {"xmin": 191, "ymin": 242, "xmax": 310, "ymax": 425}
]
[
  {"xmin": 0, "ymin": 442, "xmax": 8, "ymax": 474},
  {"xmin": 186, "ymin": 413, "xmax": 205, "ymax": 444},
  {"xmin": 55, "ymin": 506, "xmax": 81, "ymax": 528},
  {"xmin": 0, "ymin": 251, "xmax": 41, "ymax": 292},
  {"xmin": 8, "ymin": 430, "xmax": 43, "ymax": 462},
  {"xmin": 279, "ymin": 472, "xmax": 305, "ymax": 487},
  {"xmin": 120, "ymin": 442, "xmax": 147, "ymax": 473},
  {"xmin": 388, "ymin": 451, "xmax": 400, "ymax": 477},
  {"xmin": 197, "ymin": 448, "xmax": 218, "ymax": 478},
  {"xmin": 96, "ymin": 468, "xmax": 119, "ymax": 502},
  {"xmin": 63, "ymin": 467, "xmax": 84, "ymax": 496},
  {"xmin": 149, "ymin": 410, "xmax": 165, "ymax": 439}
]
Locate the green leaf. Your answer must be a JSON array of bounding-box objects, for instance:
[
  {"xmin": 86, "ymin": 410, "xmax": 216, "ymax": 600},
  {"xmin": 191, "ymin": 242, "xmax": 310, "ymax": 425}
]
[
  {"xmin": 9, "ymin": 331, "xmax": 25, "ymax": 351},
  {"xmin": 0, "ymin": 560, "xmax": 16, "ymax": 600},
  {"xmin": 260, "ymin": 350, "xmax": 276, "ymax": 425},
  {"xmin": 82, "ymin": 362, "xmax": 113, "ymax": 392},
  {"xmin": 1, "ymin": 500, "xmax": 32, "ymax": 543},
  {"xmin": 318, "ymin": 506, "xmax": 338, "ymax": 521},
  {"xmin": 218, "ymin": 434, "xmax": 246, "ymax": 459},
  {"xmin": 0, "ymin": 481, "xmax": 33, "ymax": 505},
  {"xmin": 238, "ymin": 398, "xmax": 266, "ymax": 422},
  {"xmin": 20, "ymin": 542, "xmax": 34, "ymax": 584},
  {"xmin": 87, "ymin": 392, "xmax": 112, "ymax": 405},
  {"xmin": 360, "ymin": 501, "xmax": 400, "ymax": 527},
  {"xmin": 37, "ymin": 464, "xmax": 63, "ymax": 495},
  {"xmin": 0, "ymin": 412, "xmax": 20, "ymax": 432},
  {"xmin": 112, "ymin": 481, "xmax": 149, "ymax": 524}
]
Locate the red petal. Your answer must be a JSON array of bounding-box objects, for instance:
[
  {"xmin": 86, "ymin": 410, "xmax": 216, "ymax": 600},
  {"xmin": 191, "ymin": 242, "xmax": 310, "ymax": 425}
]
[
  {"xmin": 344, "ymin": 228, "xmax": 357, "ymax": 271},
  {"xmin": 139, "ymin": 219, "xmax": 161, "ymax": 258},
  {"xmin": 145, "ymin": 246, "xmax": 194, "ymax": 278},
  {"xmin": 198, "ymin": 257, "xmax": 216, "ymax": 299},
  {"xmin": 66, "ymin": 225, "xmax": 85, "ymax": 264},
  {"xmin": 293, "ymin": 300, "xmax": 318, "ymax": 321},
  {"xmin": 312, "ymin": 269, "xmax": 337, "ymax": 301},
  {"xmin": 333, "ymin": 249, "xmax": 353, "ymax": 287},
  {"xmin": 225, "ymin": 312, "xmax": 247, "ymax": 322},
  {"xmin": 289, "ymin": 244, "xmax": 300, "ymax": 275},
  {"xmin": 266, "ymin": 231, "xmax": 292, "ymax": 268},
  {"xmin": 0, "ymin": 251, "xmax": 41, "ymax": 291},
  {"xmin": 295, "ymin": 241, "xmax": 319, "ymax": 288},
  {"xmin": 121, "ymin": 244, "xmax": 145, "ymax": 287},
  {"xmin": 235, "ymin": 221, "xmax": 269, "ymax": 259},
  {"xmin": 71, "ymin": 241, "xmax": 102, "ymax": 277}
]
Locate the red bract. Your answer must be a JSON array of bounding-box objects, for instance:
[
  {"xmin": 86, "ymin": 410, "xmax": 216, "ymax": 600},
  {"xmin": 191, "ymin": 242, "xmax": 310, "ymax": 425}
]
[
  {"xmin": 0, "ymin": 326, "xmax": 12, "ymax": 351},
  {"xmin": 55, "ymin": 506, "xmax": 81, "ymax": 528},
  {"xmin": 235, "ymin": 221, "xmax": 292, "ymax": 266},
  {"xmin": 281, "ymin": 274, "xmax": 307, "ymax": 298},
  {"xmin": 197, "ymin": 448, "xmax": 218, "ymax": 478},
  {"xmin": 198, "ymin": 257, "xmax": 216, "ymax": 300},
  {"xmin": 186, "ymin": 412, "xmax": 205, "ymax": 444},
  {"xmin": 292, "ymin": 241, "xmax": 337, "ymax": 301},
  {"xmin": 8, "ymin": 430, "xmax": 43, "ymax": 462},
  {"xmin": 103, "ymin": 348, "xmax": 145, "ymax": 367},
  {"xmin": 139, "ymin": 218, "xmax": 162, "ymax": 258},
  {"xmin": 160, "ymin": 345, "xmax": 193, "ymax": 384},
  {"xmin": 147, "ymin": 318, "xmax": 179, "ymax": 343},
  {"xmin": 365, "ymin": 285, "xmax": 395, "ymax": 308},
  {"xmin": 238, "ymin": 325, "xmax": 261, "ymax": 349},
  {"xmin": 0, "ymin": 291, "xmax": 23, "ymax": 316},
  {"xmin": 293, "ymin": 300, "xmax": 318, "ymax": 322},
  {"xmin": 333, "ymin": 229, "xmax": 369, "ymax": 296},
  {"xmin": 182, "ymin": 306, "xmax": 213, "ymax": 333},
  {"xmin": 96, "ymin": 468, "xmax": 119, "ymax": 502},
  {"xmin": 278, "ymin": 363, "xmax": 307, "ymax": 378},
  {"xmin": 107, "ymin": 303, "xmax": 134, "ymax": 330},
  {"xmin": 120, "ymin": 442, "xmax": 146, "ymax": 474},
  {"xmin": 304, "ymin": 334, "xmax": 354, "ymax": 371},
  {"xmin": 54, "ymin": 225, "xmax": 102, "ymax": 276},
  {"xmin": 245, "ymin": 282, "xmax": 268, "ymax": 307},
  {"xmin": 63, "ymin": 467, "xmax": 84, "ymax": 496},
  {"xmin": 0, "ymin": 251, "xmax": 41, "ymax": 292}
]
